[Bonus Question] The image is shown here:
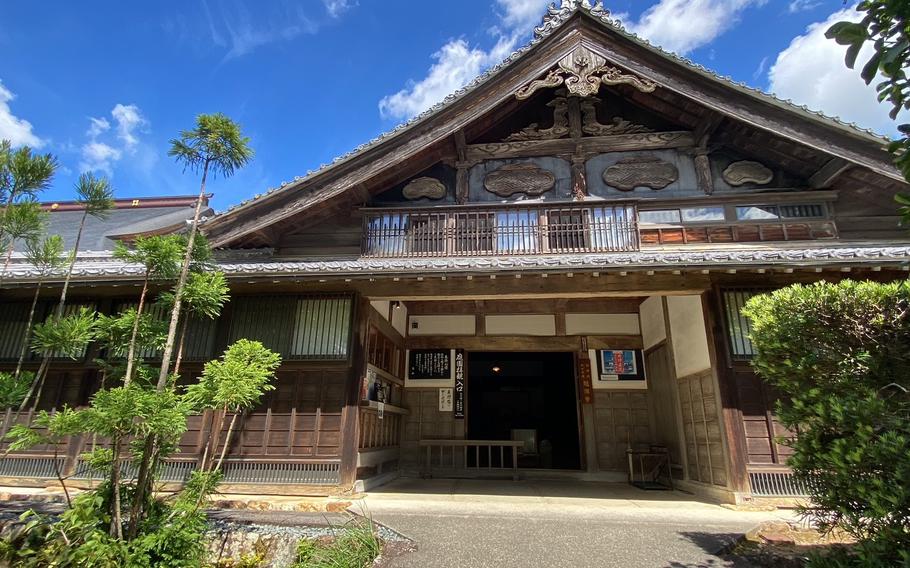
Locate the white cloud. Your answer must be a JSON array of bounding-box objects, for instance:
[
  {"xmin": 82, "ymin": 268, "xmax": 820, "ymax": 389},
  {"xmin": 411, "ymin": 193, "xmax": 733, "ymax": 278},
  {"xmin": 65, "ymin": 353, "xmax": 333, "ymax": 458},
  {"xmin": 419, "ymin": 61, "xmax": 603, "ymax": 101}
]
[
  {"xmin": 496, "ymin": 0, "xmax": 551, "ymax": 32},
  {"xmin": 80, "ymin": 142, "xmax": 122, "ymax": 175},
  {"xmin": 111, "ymin": 103, "xmax": 145, "ymax": 149},
  {"xmin": 768, "ymin": 6, "xmax": 906, "ymax": 136},
  {"xmin": 0, "ymin": 80, "xmax": 44, "ymax": 148},
  {"xmin": 787, "ymin": 0, "xmax": 820, "ymax": 13},
  {"xmin": 323, "ymin": 0, "xmax": 355, "ymax": 18},
  {"xmin": 202, "ymin": 0, "xmax": 318, "ymax": 61},
  {"xmin": 80, "ymin": 103, "xmax": 148, "ymax": 175},
  {"xmin": 86, "ymin": 117, "xmax": 110, "ymax": 138},
  {"xmin": 378, "ymin": 0, "xmax": 547, "ymax": 121},
  {"xmin": 624, "ymin": 0, "xmax": 767, "ymax": 55}
]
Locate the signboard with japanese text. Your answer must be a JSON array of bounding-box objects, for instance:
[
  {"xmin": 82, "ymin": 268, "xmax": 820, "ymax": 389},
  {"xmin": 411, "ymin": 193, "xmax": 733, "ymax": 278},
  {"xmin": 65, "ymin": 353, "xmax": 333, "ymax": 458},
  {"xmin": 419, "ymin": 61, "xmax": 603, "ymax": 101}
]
[{"xmin": 454, "ymin": 349, "xmax": 465, "ymax": 419}]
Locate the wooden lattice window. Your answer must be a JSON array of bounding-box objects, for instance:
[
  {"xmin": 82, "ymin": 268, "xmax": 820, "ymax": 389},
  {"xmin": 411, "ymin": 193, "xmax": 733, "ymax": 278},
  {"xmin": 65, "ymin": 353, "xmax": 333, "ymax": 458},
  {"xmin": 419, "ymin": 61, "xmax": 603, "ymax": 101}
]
[
  {"xmin": 229, "ymin": 294, "xmax": 353, "ymax": 361},
  {"xmin": 721, "ymin": 288, "xmax": 771, "ymax": 360}
]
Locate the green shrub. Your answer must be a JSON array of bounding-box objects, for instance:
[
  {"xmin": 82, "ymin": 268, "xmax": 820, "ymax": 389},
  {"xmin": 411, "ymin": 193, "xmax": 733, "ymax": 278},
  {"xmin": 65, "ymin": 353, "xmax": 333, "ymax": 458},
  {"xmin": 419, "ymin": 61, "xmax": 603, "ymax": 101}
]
[
  {"xmin": 293, "ymin": 519, "xmax": 381, "ymax": 568},
  {"xmin": 743, "ymin": 280, "xmax": 910, "ymax": 563}
]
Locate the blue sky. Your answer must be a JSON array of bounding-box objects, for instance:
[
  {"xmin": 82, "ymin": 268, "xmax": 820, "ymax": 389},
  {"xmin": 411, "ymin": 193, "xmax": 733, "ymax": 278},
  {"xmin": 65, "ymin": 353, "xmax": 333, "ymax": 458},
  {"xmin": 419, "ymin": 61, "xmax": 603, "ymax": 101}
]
[{"xmin": 0, "ymin": 1, "xmax": 895, "ymax": 211}]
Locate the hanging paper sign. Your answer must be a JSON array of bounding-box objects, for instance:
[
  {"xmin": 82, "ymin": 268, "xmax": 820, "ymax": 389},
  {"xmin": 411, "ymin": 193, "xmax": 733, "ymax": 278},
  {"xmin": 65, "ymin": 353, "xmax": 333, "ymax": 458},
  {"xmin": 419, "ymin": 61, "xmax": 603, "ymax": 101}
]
[
  {"xmin": 454, "ymin": 349, "xmax": 465, "ymax": 419},
  {"xmin": 377, "ymin": 401, "xmax": 385, "ymax": 420},
  {"xmin": 408, "ymin": 349, "xmax": 452, "ymax": 380},
  {"xmin": 439, "ymin": 388, "xmax": 453, "ymax": 412}
]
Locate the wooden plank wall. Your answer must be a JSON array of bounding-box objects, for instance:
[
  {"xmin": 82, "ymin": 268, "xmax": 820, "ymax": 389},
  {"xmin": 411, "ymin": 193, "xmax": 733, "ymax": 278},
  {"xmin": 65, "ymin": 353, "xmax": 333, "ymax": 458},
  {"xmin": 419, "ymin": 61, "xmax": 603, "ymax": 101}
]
[
  {"xmin": 227, "ymin": 368, "xmax": 347, "ymax": 458},
  {"xmin": 731, "ymin": 363, "xmax": 793, "ymax": 466},
  {"xmin": 401, "ymin": 389, "xmax": 465, "ymax": 470},
  {"xmin": 591, "ymin": 391, "xmax": 652, "ymax": 471},
  {"xmin": 644, "ymin": 344, "xmax": 684, "ymax": 469},
  {"xmin": 677, "ymin": 369, "xmax": 727, "ymax": 487}
]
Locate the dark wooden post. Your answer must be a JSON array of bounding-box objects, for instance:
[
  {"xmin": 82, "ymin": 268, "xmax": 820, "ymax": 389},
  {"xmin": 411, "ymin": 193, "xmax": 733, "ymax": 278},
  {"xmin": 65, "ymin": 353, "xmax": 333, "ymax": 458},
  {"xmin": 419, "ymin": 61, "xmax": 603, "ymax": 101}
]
[
  {"xmin": 703, "ymin": 290, "xmax": 750, "ymax": 495},
  {"xmin": 339, "ymin": 296, "xmax": 369, "ymax": 489}
]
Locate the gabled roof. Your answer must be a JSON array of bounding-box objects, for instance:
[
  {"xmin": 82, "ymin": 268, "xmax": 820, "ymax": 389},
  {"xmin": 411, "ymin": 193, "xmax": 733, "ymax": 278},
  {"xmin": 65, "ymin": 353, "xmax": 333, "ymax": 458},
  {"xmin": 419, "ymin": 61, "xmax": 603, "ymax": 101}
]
[
  {"xmin": 201, "ymin": 0, "xmax": 902, "ymax": 248},
  {"xmin": 38, "ymin": 195, "xmax": 208, "ymax": 252}
]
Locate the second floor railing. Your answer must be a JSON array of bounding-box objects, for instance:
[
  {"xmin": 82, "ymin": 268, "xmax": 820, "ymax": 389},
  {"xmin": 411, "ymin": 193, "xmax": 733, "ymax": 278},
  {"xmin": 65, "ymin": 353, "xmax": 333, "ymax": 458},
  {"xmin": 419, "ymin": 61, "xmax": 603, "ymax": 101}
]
[{"xmin": 361, "ymin": 202, "xmax": 639, "ymax": 258}]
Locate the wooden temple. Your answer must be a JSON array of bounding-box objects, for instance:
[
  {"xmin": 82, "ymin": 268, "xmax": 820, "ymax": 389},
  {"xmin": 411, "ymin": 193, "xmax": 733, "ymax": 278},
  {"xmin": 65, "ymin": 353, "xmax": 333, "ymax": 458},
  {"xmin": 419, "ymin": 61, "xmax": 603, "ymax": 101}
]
[{"xmin": 0, "ymin": 1, "xmax": 908, "ymax": 502}]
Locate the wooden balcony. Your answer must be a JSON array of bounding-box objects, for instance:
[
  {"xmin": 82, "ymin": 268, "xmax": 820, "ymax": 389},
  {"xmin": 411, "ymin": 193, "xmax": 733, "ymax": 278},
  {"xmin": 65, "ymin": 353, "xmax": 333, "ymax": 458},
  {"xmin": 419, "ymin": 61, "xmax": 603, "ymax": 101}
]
[{"xmin": 361, "ymin": 202, "xmax": 639, "ymax": 258}]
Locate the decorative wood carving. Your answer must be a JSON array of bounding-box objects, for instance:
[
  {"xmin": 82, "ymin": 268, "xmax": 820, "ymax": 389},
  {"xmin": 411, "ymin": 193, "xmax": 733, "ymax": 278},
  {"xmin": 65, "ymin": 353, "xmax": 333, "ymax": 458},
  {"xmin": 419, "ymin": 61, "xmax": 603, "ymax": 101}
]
[
  {"xmin": 467, "ymin": 131, "xmax": 695, "ymax": 162},
  {"xmin": 602, "ymin": 157, "xmax": 678, "ymax": 191},
  {"xmin": 580, "ymin": 99, "xmax": 652, "ymax": 136},
  {"xmin": 693, "ymin": 153, "xmax": 713, "ymax": 195},
  {"xmin": 722, "ymin": 161, "xmax": 773, "ymax": 186},
  {"xmin": 484, "ymin": 164, "xmax": 556, "ymax": 197},
  {"xmin": 515, "ymin": 45, "xmax": 657, "ymax": 100},
  {"xmin": 571, "ymin": 156, "xmax": 587, "ymax": 199},
  {"xmin": 505, "ymin": 97, "xmax": 570, "ymax": 141},
  {"xmin": 402, "ymin": 177, "xmax": 447, "ymax": 200}
]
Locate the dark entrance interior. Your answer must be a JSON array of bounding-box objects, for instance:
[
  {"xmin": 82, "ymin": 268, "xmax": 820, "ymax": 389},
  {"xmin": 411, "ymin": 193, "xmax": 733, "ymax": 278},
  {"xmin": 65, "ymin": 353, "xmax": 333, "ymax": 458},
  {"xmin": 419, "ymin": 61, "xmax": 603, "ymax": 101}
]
[{"xmin": 468, "ymin": 352, "xmax": 581, "ymax": 470}]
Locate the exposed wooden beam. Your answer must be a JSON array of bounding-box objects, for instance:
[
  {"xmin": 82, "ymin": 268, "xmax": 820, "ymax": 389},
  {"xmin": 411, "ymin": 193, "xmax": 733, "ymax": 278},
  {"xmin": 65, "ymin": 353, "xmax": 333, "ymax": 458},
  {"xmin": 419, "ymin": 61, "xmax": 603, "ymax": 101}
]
[
  {"xmin": 465, "ymin": 131, "xmax": 694, "ymax": 161},
  {"xmin": 809, "ymin": 158, "xmax": 852, "ymax": 189}
]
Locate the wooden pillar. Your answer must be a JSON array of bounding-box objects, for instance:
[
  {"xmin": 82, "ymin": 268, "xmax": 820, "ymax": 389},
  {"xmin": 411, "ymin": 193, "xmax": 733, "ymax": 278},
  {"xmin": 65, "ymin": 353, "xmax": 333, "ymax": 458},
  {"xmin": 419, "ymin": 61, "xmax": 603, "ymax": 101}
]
[
  {"xmin": 577, "ymin": 351, "xmax": 598, "ymax": 473},
  {"xmin": 703, "ymin": 290, "xmax": 750, "ymax": 494},
  {"xmin": 339, "ymin": 296, "xmax": 369, "ymax": 488},
  {"xmin": 660, "ymin": 296, "xmax": 690, "ymax": 480}
]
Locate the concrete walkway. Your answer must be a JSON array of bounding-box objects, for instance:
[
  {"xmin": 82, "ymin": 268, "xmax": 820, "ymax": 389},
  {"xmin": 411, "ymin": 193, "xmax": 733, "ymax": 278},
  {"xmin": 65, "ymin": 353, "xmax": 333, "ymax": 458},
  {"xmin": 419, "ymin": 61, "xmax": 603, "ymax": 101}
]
[{"xmin": 355, "ymin": 478, "xmax": 793, "ymax": 568}]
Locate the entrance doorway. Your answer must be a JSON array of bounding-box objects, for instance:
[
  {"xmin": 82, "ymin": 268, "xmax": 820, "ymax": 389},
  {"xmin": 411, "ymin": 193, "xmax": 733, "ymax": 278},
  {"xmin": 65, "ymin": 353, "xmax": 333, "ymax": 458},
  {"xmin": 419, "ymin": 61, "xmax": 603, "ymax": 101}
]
[{"xmin": 467, "ymin": 352, "xmax": 581, "ymax": 470}]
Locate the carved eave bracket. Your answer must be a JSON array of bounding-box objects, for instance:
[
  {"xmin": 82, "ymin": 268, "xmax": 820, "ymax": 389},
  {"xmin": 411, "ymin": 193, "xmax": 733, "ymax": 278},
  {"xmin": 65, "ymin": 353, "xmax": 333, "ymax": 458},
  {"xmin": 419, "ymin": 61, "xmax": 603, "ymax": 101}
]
[{"xmin": 515, "ymin": 46, "xmax": 657, "ymax": 100}]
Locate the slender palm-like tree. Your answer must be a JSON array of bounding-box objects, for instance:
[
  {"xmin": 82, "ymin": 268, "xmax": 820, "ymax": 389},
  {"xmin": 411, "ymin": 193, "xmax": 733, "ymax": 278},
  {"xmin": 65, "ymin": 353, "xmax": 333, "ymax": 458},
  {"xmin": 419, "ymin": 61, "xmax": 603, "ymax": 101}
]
[
  {"xmin": 156, "ymin": 114, "xmax": 252, "ymax": 391},
  {"xmin": 0, "ymin": 141, "xmax": 56, "ymax": 281},
  {"xmin": 112, "ymin": 236, "xmax": 183, "ymax": 386},
  {"xmin": 54, "ymin": 173, "xmax": 114, "ymax": 318},
  {"xmin": 15, "ymin": 235, "xmax": 65, "ymax": 405},
  {"xmin": 0, "ymin": 201, "xmax": 47, "ymax": 286}
]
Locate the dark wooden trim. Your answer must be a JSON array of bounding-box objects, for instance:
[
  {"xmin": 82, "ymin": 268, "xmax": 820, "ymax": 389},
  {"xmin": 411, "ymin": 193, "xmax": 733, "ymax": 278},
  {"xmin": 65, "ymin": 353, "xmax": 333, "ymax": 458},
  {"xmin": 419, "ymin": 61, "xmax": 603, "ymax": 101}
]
[
  {"xmin": 339, "ymin": 296, "xmax": 369, "ymax": 488},
  {"xmin": 406, "ymin": 335, "xmax": 642, "ymax": 351},
  {"xmin": 809, "ymin": 158, "xmax": 852, "ymax": 189},
  {"xmin": 704, "ymin": 288, "xmax": 750, "ymax": 493}
]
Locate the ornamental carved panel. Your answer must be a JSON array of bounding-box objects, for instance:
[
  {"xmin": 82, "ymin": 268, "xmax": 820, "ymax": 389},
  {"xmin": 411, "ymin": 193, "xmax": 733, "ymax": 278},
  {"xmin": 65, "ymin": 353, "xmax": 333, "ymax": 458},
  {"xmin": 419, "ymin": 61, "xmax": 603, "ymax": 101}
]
[
  {"xmin": 402, "ymin": 177, "xmax": 447, "ymax": 200},
  {"xmin": 515, "ymin": 45, "xmax": 657, "ymax": 100},
  {"xmin": 602, "ymin": 157, "xmax": 678, "ymax": 191},
  {"xmin": 722, "ymin": 161, "xmax": 773, "ymax": 186},
  {"xmin": 483, "ymin": 163, "xmax": 556, "ymax": 197}
]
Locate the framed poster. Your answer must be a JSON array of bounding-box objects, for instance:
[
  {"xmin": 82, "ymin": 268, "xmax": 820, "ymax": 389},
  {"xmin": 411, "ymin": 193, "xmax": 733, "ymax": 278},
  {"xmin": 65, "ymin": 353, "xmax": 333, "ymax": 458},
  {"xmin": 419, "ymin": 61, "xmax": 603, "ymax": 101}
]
[
  {"xmin": 598, "ymin": 349, "xmax": 645, "ymax": 381},
  {"xmin": 405, "ymin": 349, "xmax": 455, "ymax": 388},
  {"xmin": 408, "ymin": 349, "xmax": 452, "ymax": 380}
]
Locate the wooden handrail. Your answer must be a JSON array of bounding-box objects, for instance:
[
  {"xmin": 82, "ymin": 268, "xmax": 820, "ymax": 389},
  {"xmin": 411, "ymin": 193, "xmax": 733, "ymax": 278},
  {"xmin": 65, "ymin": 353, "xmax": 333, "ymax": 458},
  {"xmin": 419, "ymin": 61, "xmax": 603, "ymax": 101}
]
[
  {"xmin": 362, "ymin": 201, "xmax": 639, "ymax": 258},
  {"xmin": 419, "ymin": 439, "xmax": 525, "ymax": 481}
]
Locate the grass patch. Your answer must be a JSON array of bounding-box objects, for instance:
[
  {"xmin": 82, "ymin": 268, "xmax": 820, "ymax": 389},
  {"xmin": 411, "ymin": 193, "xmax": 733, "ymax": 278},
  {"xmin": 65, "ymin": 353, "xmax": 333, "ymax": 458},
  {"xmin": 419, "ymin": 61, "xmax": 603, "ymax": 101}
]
[{"xmin": 293, "ymin": 518, "xmax": 381, "ymax": 568}]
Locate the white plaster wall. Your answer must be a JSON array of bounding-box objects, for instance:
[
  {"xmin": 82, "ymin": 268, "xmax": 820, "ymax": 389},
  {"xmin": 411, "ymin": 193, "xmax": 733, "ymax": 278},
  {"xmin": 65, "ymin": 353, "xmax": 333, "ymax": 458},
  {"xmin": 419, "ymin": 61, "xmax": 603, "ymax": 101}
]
[
  {"xmin": 565, "ymin": 313, "xmax": 640, "ymax": 336},
  {"xmin": 370, "ymin": 300, "xmax": 390, "ymax": 321},
  {"xmin": 391, "ymin": 302, "xmax": 408, "ymax": 337},
  {"xmin": 485, "ymin": 314, "xmax": 556, "ymax": 336},
  {"xmin": 666, "ymin": 295, "xmax": 711, "ymax": 378},
  {"xmin": 408, "ymin": 315, "xmax": 476, "ymax": 336},
  {"xmin": 639, "ymin": 296, "xmax": 667, "ymax": 350}
]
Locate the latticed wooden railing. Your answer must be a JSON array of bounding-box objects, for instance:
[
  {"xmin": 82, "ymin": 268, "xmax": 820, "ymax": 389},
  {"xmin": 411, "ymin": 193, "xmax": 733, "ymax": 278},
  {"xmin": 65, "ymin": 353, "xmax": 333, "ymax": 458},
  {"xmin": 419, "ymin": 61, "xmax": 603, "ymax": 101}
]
[{"xmin": 361, "ymin": 202, "xmax": 639, "ymax": 258}]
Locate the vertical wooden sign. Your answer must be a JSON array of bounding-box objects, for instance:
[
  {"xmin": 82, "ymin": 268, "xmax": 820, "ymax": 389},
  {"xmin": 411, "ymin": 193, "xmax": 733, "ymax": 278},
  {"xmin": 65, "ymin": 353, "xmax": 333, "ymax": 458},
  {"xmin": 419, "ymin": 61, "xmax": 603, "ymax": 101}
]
[
  {"xmin": 578, "ymin": 356, "xmax": 594, "ymax": 404},
  {"xmin": 454, "ymin": 349, "xmax": 465, "ymax": 419}
]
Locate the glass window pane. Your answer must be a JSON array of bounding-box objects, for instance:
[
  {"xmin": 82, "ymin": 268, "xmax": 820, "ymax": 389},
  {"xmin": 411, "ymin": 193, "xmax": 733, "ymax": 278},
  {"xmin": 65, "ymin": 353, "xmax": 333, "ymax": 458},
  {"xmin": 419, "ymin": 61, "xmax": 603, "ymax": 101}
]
[
  {"xmin": 639, "ymin": 210, "xmax": 681, "ymax": 224},
  {"xmin": 736, "ymin": 206, "xmax": 779, "ymax": 220},
  {"xmin": 681, "ymin": 207, "xmax": 726, "ymax": 222},
  {"xmin": 496, "ymin": 210, "xmax": 539, "ymax": 253}
]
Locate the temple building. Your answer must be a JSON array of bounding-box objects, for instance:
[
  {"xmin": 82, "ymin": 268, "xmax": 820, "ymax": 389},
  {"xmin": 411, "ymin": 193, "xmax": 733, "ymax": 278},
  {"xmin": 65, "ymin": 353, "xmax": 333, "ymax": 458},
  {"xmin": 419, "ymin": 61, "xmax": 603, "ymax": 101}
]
[{"xmin": 1, "ymin": 2, "xmax": 908, "ymax": 503}]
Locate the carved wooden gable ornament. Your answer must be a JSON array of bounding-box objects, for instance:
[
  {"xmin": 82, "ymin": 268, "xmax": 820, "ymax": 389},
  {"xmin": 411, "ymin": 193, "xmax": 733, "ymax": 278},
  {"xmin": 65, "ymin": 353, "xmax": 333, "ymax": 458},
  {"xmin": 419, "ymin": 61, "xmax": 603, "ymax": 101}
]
[{"xmin": 515, "ymin": 45, "xmax": 657, "ymax": 100}]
